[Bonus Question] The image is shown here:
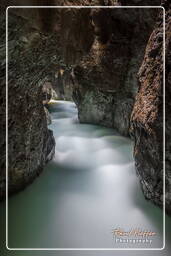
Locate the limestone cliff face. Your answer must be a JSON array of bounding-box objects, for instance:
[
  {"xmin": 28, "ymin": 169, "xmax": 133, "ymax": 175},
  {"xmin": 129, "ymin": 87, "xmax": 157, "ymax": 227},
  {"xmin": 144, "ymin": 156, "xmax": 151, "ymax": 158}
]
[
  {"xmin": 71, "ymin": 8, "xmax": 158, "ymax": 136},
  {"xmin": 131, "ymin": 2, "xmax": 170, "ymax": 214},
  {"xmin": 31, "ymin": 3, "xmax": 158, "ymax": 136},
  {"xmin": 165, "ymin": 0, "xmax": 171, "ymax": 215},
  {"xmin": 0, "ymin": 10, "xmax": 56, "ymax": 198}
]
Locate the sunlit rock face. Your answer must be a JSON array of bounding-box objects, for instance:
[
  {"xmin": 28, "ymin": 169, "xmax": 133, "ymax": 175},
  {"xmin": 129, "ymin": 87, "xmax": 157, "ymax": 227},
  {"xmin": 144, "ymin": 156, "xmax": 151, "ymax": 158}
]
[
  {"xmin": 42, "ymin": 82, "xmax": 53, "ymax": 105},
  {"xmin": 131, "ymin": 1, "xmax": 171, "ymax": 214}
]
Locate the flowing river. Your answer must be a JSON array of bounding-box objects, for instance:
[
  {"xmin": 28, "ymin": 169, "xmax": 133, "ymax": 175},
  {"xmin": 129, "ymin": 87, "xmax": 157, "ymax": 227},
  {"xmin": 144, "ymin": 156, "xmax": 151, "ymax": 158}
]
[{"xmin": 1, "ymin": 100, "xmax": 171, "ymax": 253}]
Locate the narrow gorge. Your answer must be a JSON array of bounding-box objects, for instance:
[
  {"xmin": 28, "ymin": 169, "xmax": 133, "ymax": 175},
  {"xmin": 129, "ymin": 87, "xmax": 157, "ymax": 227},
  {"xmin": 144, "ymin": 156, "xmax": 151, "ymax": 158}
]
[{"xmin": 0, "ymin": 0, "xmax": 171, "ymax": 251}]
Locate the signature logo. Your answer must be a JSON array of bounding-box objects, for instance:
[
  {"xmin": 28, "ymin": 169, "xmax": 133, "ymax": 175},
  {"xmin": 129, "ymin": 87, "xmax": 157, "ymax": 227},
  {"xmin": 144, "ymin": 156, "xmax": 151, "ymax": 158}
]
[{"xmin": 112, "ymin": 228, "xmax": 156, "ymax": 245}]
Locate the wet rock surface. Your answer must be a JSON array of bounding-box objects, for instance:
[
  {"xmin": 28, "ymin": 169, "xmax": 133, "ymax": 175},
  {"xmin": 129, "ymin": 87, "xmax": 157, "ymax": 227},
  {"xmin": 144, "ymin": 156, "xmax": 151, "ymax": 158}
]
[
  {"xmin": 0, "ymin": 11, "xmax": 57, "ymax": 198},
  {"xmin": 165, "ymin": 0, "xmax": 171, "ymax": 215},
  {"xmin": 131, "ymin": 2, "xmax": 170, "ymax": 214},
  {"xmin": 71, "ymin": 7, "xmax": 158, "ymax": 136}
]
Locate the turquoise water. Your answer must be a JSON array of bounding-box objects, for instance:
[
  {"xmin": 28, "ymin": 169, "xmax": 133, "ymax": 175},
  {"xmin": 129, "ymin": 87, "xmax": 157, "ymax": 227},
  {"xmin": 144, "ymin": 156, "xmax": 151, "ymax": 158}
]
[{"xmin": 0, "ymin": 101, "xmax": 170, "ymax": 254}]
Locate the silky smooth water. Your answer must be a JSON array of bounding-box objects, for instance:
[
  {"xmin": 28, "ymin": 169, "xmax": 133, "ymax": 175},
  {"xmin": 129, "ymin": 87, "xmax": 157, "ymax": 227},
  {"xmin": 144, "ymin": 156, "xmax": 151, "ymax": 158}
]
[{"xmin": 0, "ymin": 101, "xmax": 168, "ymax": 250}]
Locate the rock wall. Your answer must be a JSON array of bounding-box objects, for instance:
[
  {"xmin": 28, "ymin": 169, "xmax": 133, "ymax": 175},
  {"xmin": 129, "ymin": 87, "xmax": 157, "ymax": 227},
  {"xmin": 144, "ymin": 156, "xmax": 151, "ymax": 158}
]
[
  {"xmin": 70, "ymin": 7, "xmax": 159, "ymax": 136},
  {"xmin": 131, "ymin": 1, "xmax": 170, "ymax": 214},
  {"xmin": 0, "ymin": 9, "xmax": 57, "ymax": 199},
  {"xmin": 165, "ymin": 0, "xmax": 171, "ymax": 215},
  {"xmin": 0, "ymin": 11, "xmax": 6, "ymax": 199}
]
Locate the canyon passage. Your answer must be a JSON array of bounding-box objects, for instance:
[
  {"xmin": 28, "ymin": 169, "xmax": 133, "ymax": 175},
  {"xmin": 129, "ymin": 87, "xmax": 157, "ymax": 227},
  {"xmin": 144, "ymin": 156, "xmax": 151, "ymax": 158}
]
[
  {"xmin": 0, "ymin": 0, "xmax": 171, "ymax": 253},
  {"xmin": 5, "ymin": 101, "xmax": 164, "ymax": 248}
]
